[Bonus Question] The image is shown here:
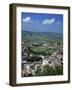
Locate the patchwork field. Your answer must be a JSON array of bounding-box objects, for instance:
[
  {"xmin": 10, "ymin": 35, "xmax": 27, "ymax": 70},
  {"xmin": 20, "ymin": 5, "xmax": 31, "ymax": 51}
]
[{"xmin": 21, "ymin": 31, "xmax": 63, "ymax": 77}]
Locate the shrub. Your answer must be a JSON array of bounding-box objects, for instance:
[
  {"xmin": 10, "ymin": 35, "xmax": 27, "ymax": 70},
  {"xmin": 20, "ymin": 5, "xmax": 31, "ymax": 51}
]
[{"xmin": 34, "ymin": 65, "xmax": 63, "ymax": 76}]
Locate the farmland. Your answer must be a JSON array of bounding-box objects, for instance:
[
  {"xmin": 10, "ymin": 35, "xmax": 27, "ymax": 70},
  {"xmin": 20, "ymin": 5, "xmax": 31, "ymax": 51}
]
[{"xmin": 21, "ymin": 31, "xmax": 63, "ymax": 77}]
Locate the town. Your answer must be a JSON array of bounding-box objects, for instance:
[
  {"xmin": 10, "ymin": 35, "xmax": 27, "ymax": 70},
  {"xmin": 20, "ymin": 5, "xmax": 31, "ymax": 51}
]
[{"xmin": 21, "ymin": 32, "xmax": 63, "ymax": 77}]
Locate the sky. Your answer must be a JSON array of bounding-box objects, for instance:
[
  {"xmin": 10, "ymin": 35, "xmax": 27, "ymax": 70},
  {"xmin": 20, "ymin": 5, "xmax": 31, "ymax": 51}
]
[{"xmin": 21, "ymin": 12, "xmax": 63, "ymax": 34}]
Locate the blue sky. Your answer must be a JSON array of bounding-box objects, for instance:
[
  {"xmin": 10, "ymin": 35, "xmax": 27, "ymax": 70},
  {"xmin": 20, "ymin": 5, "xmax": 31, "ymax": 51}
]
[{"xmin": 21, "ymin": 12, "xmax": 63, "ymax": 34}]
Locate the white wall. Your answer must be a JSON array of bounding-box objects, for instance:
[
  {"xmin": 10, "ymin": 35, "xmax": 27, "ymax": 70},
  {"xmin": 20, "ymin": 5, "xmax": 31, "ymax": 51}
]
[{"xmin": 0, "ymin": 0, "xmax": 72, "ymax": 90}]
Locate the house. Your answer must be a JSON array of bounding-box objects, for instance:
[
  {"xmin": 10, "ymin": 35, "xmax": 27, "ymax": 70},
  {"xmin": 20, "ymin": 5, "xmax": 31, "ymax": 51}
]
[{"xmin": 42, "ymin": 43, "xmax": 48, "ymax": 48}]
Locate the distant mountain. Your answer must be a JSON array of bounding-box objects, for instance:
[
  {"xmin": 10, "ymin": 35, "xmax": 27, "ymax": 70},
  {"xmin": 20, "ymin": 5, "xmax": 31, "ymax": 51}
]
[{"xmin": 22, "ymin": 31, "xmax": 63, "ymax": 42}]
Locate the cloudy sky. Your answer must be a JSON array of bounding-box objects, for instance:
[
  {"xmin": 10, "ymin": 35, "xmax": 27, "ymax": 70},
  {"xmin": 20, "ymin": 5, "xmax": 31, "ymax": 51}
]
[{"xmin": 21, "ymin": 12, "xmax": 63, "ymax": 34}]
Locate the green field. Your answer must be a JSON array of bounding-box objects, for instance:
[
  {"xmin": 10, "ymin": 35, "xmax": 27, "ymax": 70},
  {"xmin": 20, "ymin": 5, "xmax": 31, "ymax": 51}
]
[{"xmin": 22, "ymin": 31, "xmax": 63, "ymax": 56}]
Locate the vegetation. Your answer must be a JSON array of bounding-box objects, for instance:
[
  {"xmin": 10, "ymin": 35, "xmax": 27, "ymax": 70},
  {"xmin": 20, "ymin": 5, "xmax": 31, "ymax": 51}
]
[
  {"xmin": 21, "ymin": 31, "xmax": 63, "ymax": 77},
  {"xmin": 31, "ymin": 46, "xmax": 57, "ymax": 55},
  {"xmin": 22, "ymin": 31, "xmax": 63, "ymax": 43},
  {"xmin": 34, "ymin": 65, "xmax": 63, "ymax": 76}
]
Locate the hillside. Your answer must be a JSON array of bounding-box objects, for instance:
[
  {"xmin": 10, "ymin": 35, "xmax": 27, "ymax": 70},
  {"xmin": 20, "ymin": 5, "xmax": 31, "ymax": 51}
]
[{"xmin": 22, "ymin": 31, "xmax": 63, "ymax": 43}]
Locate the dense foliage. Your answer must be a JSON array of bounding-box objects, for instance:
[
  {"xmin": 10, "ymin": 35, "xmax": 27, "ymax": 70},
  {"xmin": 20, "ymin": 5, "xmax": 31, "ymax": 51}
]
[{"xmin": 34, "ymin": 65, "xmax": 63, "ymax": 76}]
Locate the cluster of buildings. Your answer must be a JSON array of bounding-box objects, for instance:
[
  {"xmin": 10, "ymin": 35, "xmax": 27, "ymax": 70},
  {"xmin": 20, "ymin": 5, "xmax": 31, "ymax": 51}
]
[{"xmin": 21, "ymin": 41, "xmax": 63, "ymax": 77}]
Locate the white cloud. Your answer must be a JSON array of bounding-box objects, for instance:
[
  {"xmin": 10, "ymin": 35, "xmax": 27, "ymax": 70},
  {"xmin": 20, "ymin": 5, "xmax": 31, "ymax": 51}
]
[
  {"xmin": 23, "ymin": 17, "xmax": 32, "ymax": 23},
  {"xmin": 42, "ymin": 18, "xmax": 55, "ymax": 25}
]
